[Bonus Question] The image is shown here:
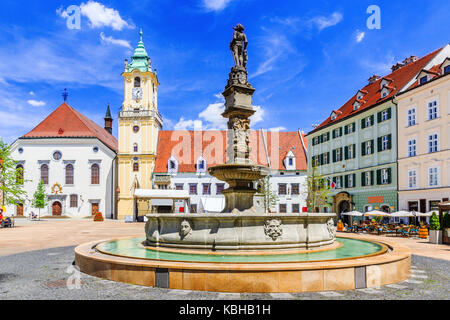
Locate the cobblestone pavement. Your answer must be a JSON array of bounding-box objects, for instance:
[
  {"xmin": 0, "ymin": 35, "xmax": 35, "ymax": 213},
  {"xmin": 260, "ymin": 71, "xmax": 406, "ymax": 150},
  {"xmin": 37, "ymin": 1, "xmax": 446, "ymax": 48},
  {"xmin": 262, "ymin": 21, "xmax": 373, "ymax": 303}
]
[{"xmin": 0, "ymin": 246, "xmax": 448, "ymax": 300}]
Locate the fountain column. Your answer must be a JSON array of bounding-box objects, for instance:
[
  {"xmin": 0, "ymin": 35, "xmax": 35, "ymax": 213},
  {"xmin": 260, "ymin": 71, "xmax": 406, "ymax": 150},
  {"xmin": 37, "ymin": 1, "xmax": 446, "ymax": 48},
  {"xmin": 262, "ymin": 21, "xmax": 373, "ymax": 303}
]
[{"xmin": 209, "ymin": 24, "xmax": 269, "ymax": 213}]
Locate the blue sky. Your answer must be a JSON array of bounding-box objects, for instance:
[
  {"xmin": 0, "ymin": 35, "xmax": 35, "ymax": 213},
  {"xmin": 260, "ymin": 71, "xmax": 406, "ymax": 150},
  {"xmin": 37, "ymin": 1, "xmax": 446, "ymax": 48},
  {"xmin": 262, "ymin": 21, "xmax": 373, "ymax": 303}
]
[{"xmin": 0, "ymin": 0, "xmax": 449, "ymax": 143}]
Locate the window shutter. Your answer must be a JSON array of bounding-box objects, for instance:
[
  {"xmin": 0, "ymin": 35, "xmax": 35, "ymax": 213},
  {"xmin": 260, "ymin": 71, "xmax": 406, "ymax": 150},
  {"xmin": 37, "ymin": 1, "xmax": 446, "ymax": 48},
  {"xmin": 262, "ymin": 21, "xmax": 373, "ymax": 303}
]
[
  {"xmin": 319, "ymin": 135, "xmax": 323, "ymax": 143},
  {"xmin": 370, "ymin": 115, "xmax": 374, "ymax": 125},
  {"xmin": 361, "ymin": 118, "xmax": 366, "ymax": 129},
  {"xmin": 361, "ymin": 142, "xmax": 366, "ymax": 156},
  {"xmin": 361, "ymin": 172, "xmax": 366, "ymax": 187},
  {"xmin": 339, "ymin": 127, "xmax": 343, "ymax": 136},
  {"xmin": 353, "ymin": 174, "xmax": 356, "ymax": 187},
  {"xmin": 344, "ymin": 175, "xmax": 348, "ymax": 188},
  {"xmin": 387, "ymin": 107, "xmax": 391, "ymax": 119},
  {"xmin": 371, "ymin": 140, "xmax": 375, "ymax": 154},
  {"xmin": 378, "ymin": 137, "xmax": 382, "ymax": 152},
  {"xmin": 376, "ymin": 169, "xmax": 381, "ymax": 185},
  {"xmin": 352, "ymin": 123, "xmax": 356, "ymax": 132},
  {"xmin": 326, "ymin": 132, "xmax": 330, "ymax": 140},
  {"xmin": 332, "ymin": 130, "xmax": 336, "ymax": 139},
  {"xmin": 332, "ymin": 149, "xmax": 336, "ymax": 162},
  {"xmin": 387, "ymin": 134, "xmax": 392, "ymax": 150},
  {"xmin": 387, "ymin": 168, "xmax": 392, "ymax": 184},
  {"xmin": 344, "ymin": 125, "xmax": 348, "ymax": 135},
  {"xmin": 352, "ymin": 144, "xmax": 356, "ymax": 159},
  {"xmin": 319, "ymin": 154, "xmax": 324, "ymax": 166},
  {"xmin": 370, "ymin": 171, "xmax": 374, "ymax": 185},
  {"xmin": 377, "ymin": 111, "xmax": 382, "ymax": 123},
  {"xmin": 344, "ymin": 146, "xmax": 349, "ymax": 160}
]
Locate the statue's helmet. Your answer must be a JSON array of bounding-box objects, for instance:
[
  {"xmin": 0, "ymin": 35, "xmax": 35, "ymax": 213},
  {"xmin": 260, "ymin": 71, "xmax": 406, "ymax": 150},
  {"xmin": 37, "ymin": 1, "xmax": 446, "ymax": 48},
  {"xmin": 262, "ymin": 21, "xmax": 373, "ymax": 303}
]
[{"xmin": 233, "ymin": 24, "xmax": 245, "ymax": 31}]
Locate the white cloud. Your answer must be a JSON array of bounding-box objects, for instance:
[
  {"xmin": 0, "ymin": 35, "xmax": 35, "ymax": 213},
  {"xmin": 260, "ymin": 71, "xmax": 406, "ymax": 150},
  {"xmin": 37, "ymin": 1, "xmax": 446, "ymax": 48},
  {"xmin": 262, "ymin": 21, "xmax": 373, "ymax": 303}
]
[
  {"xmin": 268, "ymin": 126, "xmax": 286, "ymax": 132},
  {"xmin": 310, "ymin": 12, "xmax": 343, "ymax": 31},
  {"xmin": 174, "ymin": 103, "xmax": 265, "ymax": 131},
  {"xmin": 27, "ymin": 100, "xmax": 46, "ymax": 107},
  {"xmin": 202, "ymin": 0, "xmax": 233, "ymax": 11},
  {"xmin": 29, "ymin": 91, "xmax": 35, "ymax": 96},
  {"xmin": 79, "ymin": 1, "xmax": 132, "ymax": 30},
  {"xmin": 100, "ymin": 32, "xmax": 132, "ymax": 49},
  {"xmin": 355, "ymin": 30, "xmax": 365, "ymax": 43}
]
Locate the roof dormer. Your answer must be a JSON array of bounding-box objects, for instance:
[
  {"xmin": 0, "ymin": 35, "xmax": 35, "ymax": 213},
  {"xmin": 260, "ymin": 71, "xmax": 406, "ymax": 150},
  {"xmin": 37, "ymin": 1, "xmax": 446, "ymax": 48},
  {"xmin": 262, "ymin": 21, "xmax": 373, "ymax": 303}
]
[
  {"xmin": 168, "ymin": 156, "xmax": 178, "ymax": 175},
  {"xmin": 196, "ymin": 156, "xmax": 207, "ymax": 175},
  {"xmin": 379, "ymin": 77, "xmax": 393, "ymax": 89},
  {"xmin": 416, "ymin": 68, "xmax": 440, "ymax": 85},
  {"xmin": 330, "ymin": 110, "xmax": 341, "ymax": 121},
  {"xmin": 440, "ymin": 58, "xmax": 450, "ymax": 75},
  {"xmin": 283, "ymin": 150, "xmax": 296, "ymax": 171},
  {"xmin": 356, "ymin": 89, "xmax": 368, "ymax": 100}
]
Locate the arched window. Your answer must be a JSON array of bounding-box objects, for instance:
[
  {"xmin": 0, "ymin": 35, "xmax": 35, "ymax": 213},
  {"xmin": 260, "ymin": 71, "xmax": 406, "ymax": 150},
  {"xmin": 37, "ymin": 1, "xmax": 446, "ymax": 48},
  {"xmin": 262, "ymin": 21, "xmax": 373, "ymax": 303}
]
[
  {"xmin": 65, "ymin": 164, "xmax": 74, "ymax": 185},
  {"xmin": 41, "ymin": 164, "xmax": 49, "ymax": 185},
  {"xmin": 134, "ymin": 77, "xmax": 141, "ymax": 88},
  {"xmin": 133, "ymin": 143, "xmax": 138, "ymax": 153},
  {"xmin": 91, "ymin": 164, "xmax": 100, "ymax": 185},
  {"xmin": 133, "ymin": 162, "xmax": 139, "ymax": 172},
  {"xmin": 16, "ymin": 165, "xmax": 24, "ymax": 185}
]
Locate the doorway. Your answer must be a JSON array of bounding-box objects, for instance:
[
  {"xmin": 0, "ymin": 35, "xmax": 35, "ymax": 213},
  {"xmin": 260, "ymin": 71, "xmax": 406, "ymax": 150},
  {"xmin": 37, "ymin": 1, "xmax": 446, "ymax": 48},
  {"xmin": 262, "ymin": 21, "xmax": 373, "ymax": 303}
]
[
  {"xmin": 16, "ymin": 203, "xmax": 23, "ymax": 216},
  {"xmin": 338, "ymin": 200, "xmax": 351, "ymax": 225},
  {"xmin": 52, "ymin": 201, "xmax": 62, "ymax": 216},
  {"xmin": 91, "ymin": 203, "xmax": 99, "ymax": 215}
]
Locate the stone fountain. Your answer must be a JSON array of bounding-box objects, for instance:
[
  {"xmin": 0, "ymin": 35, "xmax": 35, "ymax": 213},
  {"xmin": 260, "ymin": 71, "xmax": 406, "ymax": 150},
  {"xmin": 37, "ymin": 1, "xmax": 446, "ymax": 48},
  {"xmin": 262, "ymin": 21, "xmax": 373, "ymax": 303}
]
[{"xmin": 144, "ymin": 24, "xmax": 336, "ymax": 250}]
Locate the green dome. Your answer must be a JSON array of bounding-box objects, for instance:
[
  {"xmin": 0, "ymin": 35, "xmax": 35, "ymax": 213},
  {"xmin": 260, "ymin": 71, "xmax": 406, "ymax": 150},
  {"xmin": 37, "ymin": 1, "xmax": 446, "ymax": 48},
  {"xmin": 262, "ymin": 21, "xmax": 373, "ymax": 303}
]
[{"xmin": 127, "ymin": 30, "xmax": 151, "ymax": 72}]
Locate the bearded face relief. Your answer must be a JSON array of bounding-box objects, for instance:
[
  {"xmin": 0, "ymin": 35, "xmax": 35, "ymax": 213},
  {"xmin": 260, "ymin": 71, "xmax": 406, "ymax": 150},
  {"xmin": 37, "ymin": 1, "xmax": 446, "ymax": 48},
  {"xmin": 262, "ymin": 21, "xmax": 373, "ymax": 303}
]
[
  {"xmin": 180, "ymin": 219, "xmax": 192, "ymax": 240},
  {"xmin": 327, "ymin": 218, "xmax": 336, "ymax": 239},
  {"xmin": 264, "ymin": 219, "xmax": 283, "ymax": 241}
]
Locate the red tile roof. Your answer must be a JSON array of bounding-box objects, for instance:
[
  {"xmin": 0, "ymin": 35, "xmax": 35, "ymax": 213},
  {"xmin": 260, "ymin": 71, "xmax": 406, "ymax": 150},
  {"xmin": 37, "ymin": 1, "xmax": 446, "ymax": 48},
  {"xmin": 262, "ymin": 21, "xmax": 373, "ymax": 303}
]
[
  {"xmin": 22, "ymin": 102, "xmax": 118, "ymax": 152},
  {"xmin": 154, "ymin": 130, "xmax": 307, "ymax": 173},
  {"xmin": 406, "ymin": 63, "xmax": 448, "ymax": 90},
  {"xmin": 307, "ymin": 47, "xmax": 443, "ymax": 135}
]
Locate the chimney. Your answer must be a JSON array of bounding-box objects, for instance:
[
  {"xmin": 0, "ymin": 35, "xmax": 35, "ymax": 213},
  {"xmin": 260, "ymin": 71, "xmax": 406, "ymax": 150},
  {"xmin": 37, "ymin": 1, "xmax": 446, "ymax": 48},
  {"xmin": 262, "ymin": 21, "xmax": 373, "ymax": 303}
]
[
  {"xmin": 104, "ymin": 104, "xmax": 113, "ymax": 135},
  {"xmin": 402, "ymin": 55, "xmax": 418, "ymax": 65},
  {"xmin": 368, "ymin": 74, "xmax": 381, "ymax": 84},
  {"xmin": 391, "ymin": 62, "xmax": 404, "ymax": 72}
]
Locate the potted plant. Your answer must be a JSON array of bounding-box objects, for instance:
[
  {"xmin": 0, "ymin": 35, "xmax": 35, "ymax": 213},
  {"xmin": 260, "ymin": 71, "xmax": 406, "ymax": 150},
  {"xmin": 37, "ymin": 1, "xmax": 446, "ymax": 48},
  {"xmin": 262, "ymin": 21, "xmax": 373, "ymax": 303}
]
[
  {"xmin": 93, "ymin": 211, "xmax": 104, "ymax": 222},
  {"xmin": 429, "ymin": 212, "xmax": 442, "ymax": 244}
]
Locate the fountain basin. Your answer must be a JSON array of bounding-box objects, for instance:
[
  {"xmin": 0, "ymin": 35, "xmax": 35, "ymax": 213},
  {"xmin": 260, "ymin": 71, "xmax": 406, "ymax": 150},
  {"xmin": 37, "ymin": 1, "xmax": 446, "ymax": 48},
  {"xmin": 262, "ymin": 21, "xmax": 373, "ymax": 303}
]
[{"xmin": 145, "ymin": 213, "xmax": 336, "ymax": 250}]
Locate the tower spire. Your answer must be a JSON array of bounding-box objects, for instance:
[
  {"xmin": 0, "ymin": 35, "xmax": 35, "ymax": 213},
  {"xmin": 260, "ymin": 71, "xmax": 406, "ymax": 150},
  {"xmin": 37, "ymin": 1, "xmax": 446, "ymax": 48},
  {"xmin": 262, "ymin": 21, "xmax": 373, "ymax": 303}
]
[{"xmin": 104, "ymin": 103, "xmax": 113, "ymax": 134}]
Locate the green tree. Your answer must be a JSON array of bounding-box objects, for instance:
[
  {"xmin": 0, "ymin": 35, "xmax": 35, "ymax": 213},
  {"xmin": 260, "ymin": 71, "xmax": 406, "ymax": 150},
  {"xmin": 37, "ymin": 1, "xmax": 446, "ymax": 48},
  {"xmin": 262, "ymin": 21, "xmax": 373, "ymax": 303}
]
[
  {"xmin": 0, "ymin": 139, "xmax": 26, "ymax": 208},
  {"xmin": 306, "ymin": 165, "xmax": 332, "ymax": 213},
  {"xmin": 257, "ymin": 176, "xmax": 278, "ymax": 213},
  {"xmin": 32, "ymin": 180, "xmax": 47, "ymax": 220}
]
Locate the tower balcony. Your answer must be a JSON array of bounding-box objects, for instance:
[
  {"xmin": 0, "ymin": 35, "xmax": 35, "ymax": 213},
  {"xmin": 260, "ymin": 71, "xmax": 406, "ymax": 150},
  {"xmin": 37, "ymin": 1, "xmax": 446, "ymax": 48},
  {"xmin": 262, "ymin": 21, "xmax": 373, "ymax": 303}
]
[{"xmin": 119, "ymin": 109, "xmax": 163, "ymax": 122}]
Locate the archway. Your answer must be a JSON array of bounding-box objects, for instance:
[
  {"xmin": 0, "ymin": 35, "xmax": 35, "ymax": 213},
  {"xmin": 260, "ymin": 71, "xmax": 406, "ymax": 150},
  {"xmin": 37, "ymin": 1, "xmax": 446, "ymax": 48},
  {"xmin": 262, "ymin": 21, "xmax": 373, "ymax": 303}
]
[
  {"xmin": 52, "ymin": 201, "xmax": 62, "ymax": 216},
  {"xmin": 338, "ymin": 200, "xmax": 351, "ymax": 225}
]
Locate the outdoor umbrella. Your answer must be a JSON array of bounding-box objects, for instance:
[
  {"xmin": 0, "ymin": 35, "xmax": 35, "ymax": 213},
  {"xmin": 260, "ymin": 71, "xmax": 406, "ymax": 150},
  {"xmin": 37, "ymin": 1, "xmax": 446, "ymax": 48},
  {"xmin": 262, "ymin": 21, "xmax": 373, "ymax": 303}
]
[
  {"xmin": 363, "ymin": 210, "xmax": 390, "ymax": 217},
  {"xmin": 341, "ymin": 211, "xmax": 363, "ymax": 216},
  {"xmin": 390, "ymin": 211, "xmax": 415, "ymax": 217}
]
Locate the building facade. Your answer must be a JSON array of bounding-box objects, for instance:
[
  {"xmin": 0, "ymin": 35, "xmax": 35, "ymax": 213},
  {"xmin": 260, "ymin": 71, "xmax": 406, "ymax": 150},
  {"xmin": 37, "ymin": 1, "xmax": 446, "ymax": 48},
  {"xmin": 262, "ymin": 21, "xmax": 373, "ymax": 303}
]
[
  {"xmin": 397, "ymin": 54, "xmax": 450, "ymax": 213},
  {"xmin": 306, "ymin": 46, "xmax": 448, "ymax": 221},
  {"xmin": 7, "ymin": 103, "xmax": 117, "ymax": 218}
]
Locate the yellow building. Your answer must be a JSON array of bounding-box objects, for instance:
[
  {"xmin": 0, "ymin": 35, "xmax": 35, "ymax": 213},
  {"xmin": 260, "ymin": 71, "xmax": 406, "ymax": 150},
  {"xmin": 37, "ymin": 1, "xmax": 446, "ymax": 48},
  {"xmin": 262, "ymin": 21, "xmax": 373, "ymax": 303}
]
[
  {"xmin": 397, "ymin": 46, "xmax": 450, "ymax": 213},
  {"xmin": 117, "ymin": 30, "xmax": 162, "ymax": 220}
]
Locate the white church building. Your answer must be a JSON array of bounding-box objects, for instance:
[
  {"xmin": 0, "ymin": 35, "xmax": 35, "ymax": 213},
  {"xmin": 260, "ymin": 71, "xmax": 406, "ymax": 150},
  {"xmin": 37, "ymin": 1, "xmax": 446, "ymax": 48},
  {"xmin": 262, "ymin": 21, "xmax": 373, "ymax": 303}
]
[{"xmin": 7, "ymin": 102, "xmax": 117, "ymax": 219}]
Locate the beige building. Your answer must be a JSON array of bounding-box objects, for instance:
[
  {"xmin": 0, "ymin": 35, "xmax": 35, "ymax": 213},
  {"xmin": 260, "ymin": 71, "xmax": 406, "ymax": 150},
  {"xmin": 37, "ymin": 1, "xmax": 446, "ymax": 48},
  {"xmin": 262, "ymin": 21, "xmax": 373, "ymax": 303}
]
[
  {"xmin": 397, "ymin": 46, "xmax": 450, "ymax": 213},
  {"xmin": 117, "ymin": 31, "xmax": 162, "ymax": 220}
]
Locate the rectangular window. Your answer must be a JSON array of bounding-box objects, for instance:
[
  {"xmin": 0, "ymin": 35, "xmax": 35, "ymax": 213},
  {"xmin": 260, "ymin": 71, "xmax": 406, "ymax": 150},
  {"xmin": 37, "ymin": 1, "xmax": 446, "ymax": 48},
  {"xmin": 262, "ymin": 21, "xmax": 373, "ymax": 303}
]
[
  {"xmin": 292, "ymin": 204, "xmax": 300, "ymax": 213},
  {"xmin": 348, "ymin": 144, "xmax": 354, "ymax": 159},
  {"xmin": 364, "ymin": 140, "xmax": 373, "ymax": 155},
  {"xmin": 189, "ymin": 184, "xmax": 197, "ymax": 195},
  {"xmin": 378, "ymin": 108, "xmax": 391, "ymax": 123},
  {"xmin": 322, "ymin": 132, "xmax": 329, "ymax": 142},
  {"xmin": 444, "ymin": 65, "xmax": 450, "ymax": 74},
  {"xmin": 408, "ymin": 139, "xmax": 417, "ymax": 157},
  {"xmin": 428, "ymin": 134, "xmax": 438, "ymax": 153},
  {"xmin": 378, "ymin": 168, "xmax": 391, "ymax": 185},
  {"xmin": 334, "ymin": 176, "xmax": 342, "ymax": 189},
  {"xmin": 420, "ymin": 76, "xmax": 428, "ymax": 84},
  {"xmin": 175, "ymin": 184, "xmax": 184, "ymax": 190},
  {"xmin": 428, "ymin": 167, "xmax": 439, "ymax": 187},
  {"xmin": 216, "ymin": 183, "xmax": 225, "ymax": 195},
  {"xmin": 407, "ymin": 108, "xmax": 416, "ymax": 126},
  {"xmin": 428, "ymin": 101, "xmax": 438, "ymax": 120},
  {"xmin": 347, "ymin": 174, "xmax": 354, "ymax": 188},
  {"xmin": 345, "ymin": 123, "xmax": 355, "ymax": 134},
  {"xmin": 381, "ymin": 135, "xmax": 389, "ymax": 151},
  {"xmin": 279, "ymin": 204, "xmax": 287, "ymax": 213},
  {"xmin": 335, "ymin": 148, "xmax": 343, "ymax": 162},
  {"xmin": 70, "ymin": 195, "xmax": 78, "ymax": 208},
  {"xmin": 190, "ymin": 204, "xmax": 197, "ymax": 213},
  {"xmin": 363, "ymin": 171, "xmax": 373, "ymax": 186},
  {"xmin": 408, "ymin": 170, "xmax": 417, "ymax": 188},
  {"xmin": 291, "ymin": 183, "xmax": 300, "ymax": 195},
  {"xmin": 278, "ymin": 184, "xmax": 287, "ymax": 195},
  {"xmin": 323, "ymin": 152, "xmax": 329, "ymax": 165},
  {"xmin": 202, "ymin": 183, "xmax": 211, "ymax": 195}
]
